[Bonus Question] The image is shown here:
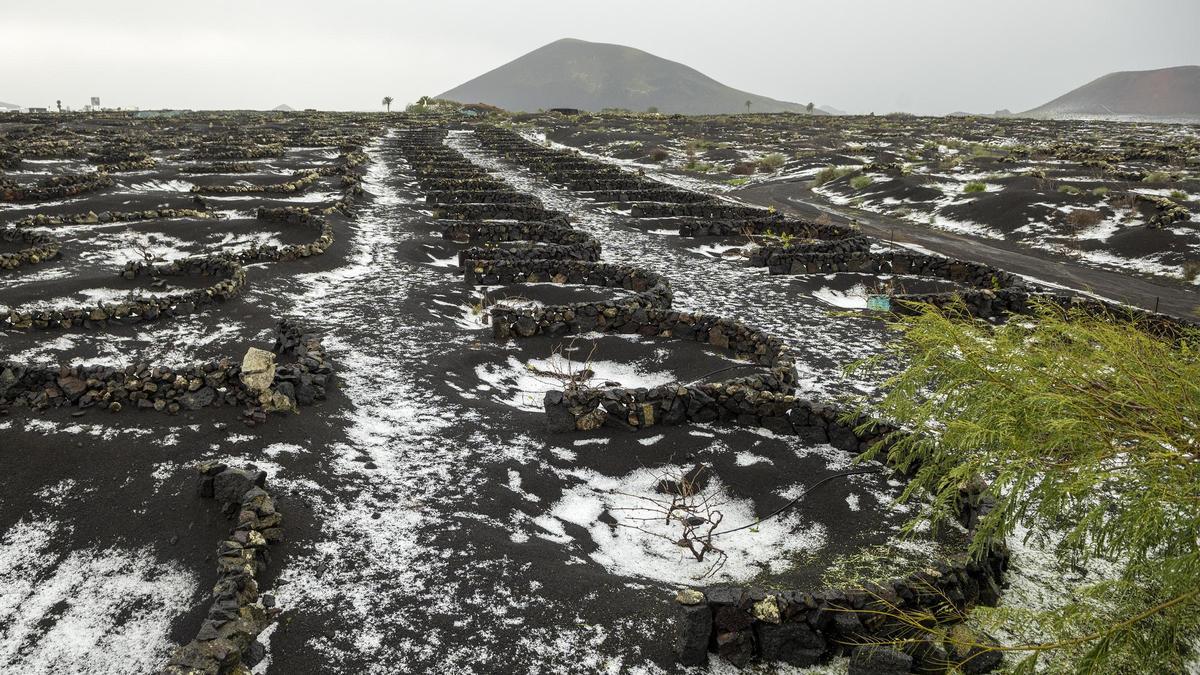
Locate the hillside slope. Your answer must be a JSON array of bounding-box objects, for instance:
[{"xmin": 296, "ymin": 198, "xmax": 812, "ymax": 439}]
[
  {"xmin": 437, "ymin": 38, "xmax": 820, "ymax": 115},
  {"xmin": 1022, "ymin": 65, "xmax": 1200, "ymax": 122}
]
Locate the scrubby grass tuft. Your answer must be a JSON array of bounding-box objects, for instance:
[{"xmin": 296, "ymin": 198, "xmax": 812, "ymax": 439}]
[
  {"xmin": 811, "ymin": 166, "xmax": 856, "ymax": 187},
  {"xmin": 757, "ymin": 153, "xmax": 786, "ymax": 172},
  {"xmin": 963, "ymin": 181, "xmax": 986, "ymax": 194},
  {"xmin": 850, "ymin": 175, "xmax": 874, "ymax": 190},
  {"xmin": 1183, "ymin": 260, "xmax": 1200, "ymax": 282},
  {"xmin": 1066, "ymin": 208, "xmax": 1103, "ymax": 228}
]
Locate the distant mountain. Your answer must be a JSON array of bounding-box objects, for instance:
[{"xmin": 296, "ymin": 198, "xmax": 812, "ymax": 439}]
[
  {"xmin": 0, "ymin": 101, "xmax": 20, "ymax": 111},
  {"xmin": 272, "ymin": 104, "xmax": 295, "ymax": 112},
  {"xmin": 1022, "ymin": 66, "xmax": 1200, "ymax": 122},
  {"xmin": 947, "ymin": 109, "xmax": 1013, "ymax": 118},
  {"xmin": 817, "ymin": 104, "xmax": 847, "ymax": 116},
  {"xmin": 437, "ymin": 37, "xmax": 824, "ymax": 115}
]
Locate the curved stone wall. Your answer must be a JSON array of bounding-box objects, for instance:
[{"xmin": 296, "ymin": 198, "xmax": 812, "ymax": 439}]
[
  {"xmin": 1, "ymin": 172, "xmax": 114, "ymax": 202},
  {"xmin": 160, "ymin": 464, "xmax": 284, "ymax": 674},
  {"xmin": 0, "ymin": 320, "xmax": 332, "ymax": 416}
]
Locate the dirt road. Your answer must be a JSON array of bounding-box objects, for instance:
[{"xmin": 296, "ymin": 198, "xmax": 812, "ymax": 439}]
[{"xmin": 736, "ymin": 179, "xmax": 1200, "ymax": 320}]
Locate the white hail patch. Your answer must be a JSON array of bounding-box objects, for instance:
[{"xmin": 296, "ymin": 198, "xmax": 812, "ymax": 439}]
[
  {"xmin": 475, "ymin": 354, "xmax": 676, "ymax": 413},
  {"xmin": 535, "ymin": 466, "xmax": 827, "ymax": 586},
  {"xmin": 811, "ymin": 284, "xmax": 872, "ymax": 309},
  {"xmin": 0, "ymin": 519, "xmax": 196, "ymax": 674}
]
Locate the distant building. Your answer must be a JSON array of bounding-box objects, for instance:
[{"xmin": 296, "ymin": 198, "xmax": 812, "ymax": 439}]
[{"xmin": 26, "ymin": 107, "xmax": 48, "ymax": 113}]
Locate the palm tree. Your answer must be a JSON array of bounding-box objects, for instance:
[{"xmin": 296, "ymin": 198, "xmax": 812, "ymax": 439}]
[
  {"xmin": 806, "ymin": 102, "xmax": 814, "ymax": 114},
  {"xmin": 744, "ymin": 99, "xmax": 752, "ymax": 114},
  {"xmin": 382, "ymin": 96, "xmax": 394, "ymax": 112}
]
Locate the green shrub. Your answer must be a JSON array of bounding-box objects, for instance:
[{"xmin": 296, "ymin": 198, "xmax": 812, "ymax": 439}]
[
  {"xmin": 648, "ymin": 148, "xmax": 669, "ymax": 163},
  {"xmin": 1170, "ymin": 190, "xmax": 1188, "ymax": 201},
  {"xmin": 1058, "ymin": 184, "xmax": 1083, "ymax": 196},
  {"xmin": 969, "ymin": 144, "xmax": 1002, "ymax": 158},
  {"xmin": 963, "ymin": 181, "xmax": 986, "ymax": 193},
  {"xmin": 812, "ymin": 166, "xmax": 856, "ymax": 186},
  {"xmin": 1144, "ymin": 171, "xmax": 1171, "ymax": 184},
  {"xmin": 848, "ymin": 302, "xmax": 1200, "ymax": 674},
  {"xmin": 684, "ymin": 139, "xmax": 710, "ymax": 156},
  {"xmin": 757, "ymin": 153, "xmax": 786, "ymax": 172},
  {"xmin": 850, "ymin": 175, "xmax": 874, "ymax": 190},
  {"xmin": 1091, "ymin": 186, "xmax": 1110, "ymax": 197}
]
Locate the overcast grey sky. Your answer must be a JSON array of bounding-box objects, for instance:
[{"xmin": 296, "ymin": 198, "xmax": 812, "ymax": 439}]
[{"xmin": 3, "ymin": 0, "xmax": 1198, "ymax": 114}]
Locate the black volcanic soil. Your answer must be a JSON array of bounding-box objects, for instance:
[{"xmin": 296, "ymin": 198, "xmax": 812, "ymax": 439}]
[
  {"xmin": 527, "ymin": 111, "xmax": 1200, "ymax": 318},
  {"xmin": 2, "ymin": 113, "xmax": 971, "ymax": 673},
  {"xmin": 531, "ymin": 111, "xmax": 1200, "ymax": 300}
]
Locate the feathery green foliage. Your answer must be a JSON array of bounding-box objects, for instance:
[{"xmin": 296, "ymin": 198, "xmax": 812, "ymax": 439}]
[{"xmin": 846, "ymin": 301, "xmax": 1200, "ymax": 672}]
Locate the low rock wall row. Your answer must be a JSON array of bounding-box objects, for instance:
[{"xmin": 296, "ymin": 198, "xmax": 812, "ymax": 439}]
[{"xmin": 161, "ymin": 464, "xmax": 283, "ymax": 674}]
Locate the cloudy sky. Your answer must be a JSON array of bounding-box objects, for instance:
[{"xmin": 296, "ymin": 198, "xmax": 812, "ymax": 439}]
[{"xmin": 3, "ymin": 0, "xmax": 1197, "ymax": 114}]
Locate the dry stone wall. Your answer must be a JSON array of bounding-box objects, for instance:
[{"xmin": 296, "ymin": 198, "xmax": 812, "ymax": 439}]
[
  {"xmin": 0, "ymin": 320, "xmax": 332, "ymax": 418},
  {"xmin": 160, "ymin": 464, "xmax": 283, "ymax": 675}
]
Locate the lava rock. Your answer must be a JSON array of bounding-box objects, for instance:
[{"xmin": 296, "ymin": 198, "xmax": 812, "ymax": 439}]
[
  {"xmin": 716, "ymin": 629, "xmax": 754, "ymax": 668},
  {"xmin": 675, "ymin": 602, "xmax": 712, "ymax": 666},
  {"xmin": 756, "ymin": 621, "xmax": 826, "ymax": 666},
  {"xmin": 213, "ymin": 467, "xmax": 266, "ymax": 506},
  {"xmin": 850, "ymin": 645, "xmax": 913, "ymax": 675},
  {"xmin": 944, "ymin": 624, "xmax": 1003, "ymax": 674},
  {"xmin": 180, "ymin": 386, "xmax": 216, "ymax": 410}
]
